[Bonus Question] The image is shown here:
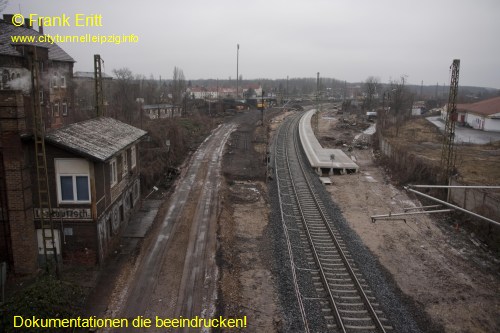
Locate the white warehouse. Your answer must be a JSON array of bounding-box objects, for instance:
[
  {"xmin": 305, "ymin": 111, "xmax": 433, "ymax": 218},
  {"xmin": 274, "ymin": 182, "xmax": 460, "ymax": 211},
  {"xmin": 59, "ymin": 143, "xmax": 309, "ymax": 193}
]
[{"xmin": 443, "ymin": 96, "xmax": 500, "ymax": 132}]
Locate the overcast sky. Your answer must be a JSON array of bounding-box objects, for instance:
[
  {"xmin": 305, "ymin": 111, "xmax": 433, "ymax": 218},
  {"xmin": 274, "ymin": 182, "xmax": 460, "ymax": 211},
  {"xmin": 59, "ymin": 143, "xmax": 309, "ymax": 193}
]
[{"xmin": 4, "ymin": 0, "xmax": 500, "ymax": 88}]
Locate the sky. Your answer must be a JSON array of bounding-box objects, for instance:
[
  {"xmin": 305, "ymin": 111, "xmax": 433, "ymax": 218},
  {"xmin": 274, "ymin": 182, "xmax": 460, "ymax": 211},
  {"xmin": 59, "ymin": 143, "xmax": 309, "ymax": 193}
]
[{"xmin": 4, "ymin": 0, "xmax": 500, "ymax": 88}]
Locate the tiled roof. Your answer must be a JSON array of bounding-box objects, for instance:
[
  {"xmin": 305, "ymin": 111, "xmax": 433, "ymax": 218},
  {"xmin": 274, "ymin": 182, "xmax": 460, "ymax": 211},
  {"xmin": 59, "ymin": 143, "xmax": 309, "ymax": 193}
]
[
  {"xmin": 457, "ymin": 96, "xmax": 500, "ymax": 117},
  {"xmin": 45, "ymin": 117, "xmax": 147, "ymax": 162},
  {"xmin": 0, "ymin": 19, "xmax": 74, "ymax": 62}
]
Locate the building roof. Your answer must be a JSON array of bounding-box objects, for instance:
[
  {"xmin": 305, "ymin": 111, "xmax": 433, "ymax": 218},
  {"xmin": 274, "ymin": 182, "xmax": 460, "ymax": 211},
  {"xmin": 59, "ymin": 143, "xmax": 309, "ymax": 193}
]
[
  {"xmin": 0, "ymin": 19, "xmax": 74, "ymax": 63},
  {"xmin": 74, "ymin": 71, "xmax": 113, "ymax": 79},
  {"xmin": 45, "ymin": 117, "xmax": 147, "ymax": 162},
  {"xmin": 142, "ymin": 104, "xmax": 175, "ymax": 110},
  {"xmin": 188, "ymin": 86, "xmax": 207, "ymax": 93},
  {"xmin": 456, "ymin": 96, "xmax": 500, "ymax": 117}
]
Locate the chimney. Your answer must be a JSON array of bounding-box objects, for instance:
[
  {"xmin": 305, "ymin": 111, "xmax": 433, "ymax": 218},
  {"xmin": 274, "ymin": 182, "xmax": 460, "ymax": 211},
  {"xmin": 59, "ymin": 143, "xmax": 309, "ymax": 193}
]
[
  {"xmin": 39, "ymin": 21, "xmax": 44, "ymax": 35},
  {"xmin": 3, "ymin": 14, "xmax": 14, "ymax": 25},
  {"xmin": 24, "ymin": 18, "xmax": 31, "ymax": 28}
]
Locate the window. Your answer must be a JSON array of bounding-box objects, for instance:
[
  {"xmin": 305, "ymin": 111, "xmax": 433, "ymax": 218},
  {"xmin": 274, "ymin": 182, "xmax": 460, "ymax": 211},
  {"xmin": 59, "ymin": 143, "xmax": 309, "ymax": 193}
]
[
  {"xmin": 60, "ymin": 175, "xmax": 90, "ymax": 201},
  {"xmin": 60, "ymin": 75, "xmax": 66, "ymax": 88},
  {"xmin": 55, "ymin": 159, "xmax": 91, "ymax": 204},
  {"xmin": 51, "ymin": 73, "xmax": 58, "ymax": 88},
  {"xmin": 122, "ymin": 151, "xmax": 128, "ymax": 176},
  {"xmin": 62, "ymin": 102, "xmax": 68, "ymax": 116},
  {"xmin": 52, "ymin": 102, "xmax": 60, "ymax": 117},
  {"xmin": 110, "ymin": 158, "xmax": 117, "ymax": 187},
  {"xmin": 130, "ymin": 145, "xmax": 136, "ymax": 169}
]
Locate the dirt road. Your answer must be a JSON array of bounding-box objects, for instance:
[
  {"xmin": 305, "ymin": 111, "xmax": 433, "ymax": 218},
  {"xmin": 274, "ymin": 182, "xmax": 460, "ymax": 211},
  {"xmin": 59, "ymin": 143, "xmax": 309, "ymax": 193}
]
[{"xmin": 111, "ymin": 122, "xmax": 235, "ymax": 332}]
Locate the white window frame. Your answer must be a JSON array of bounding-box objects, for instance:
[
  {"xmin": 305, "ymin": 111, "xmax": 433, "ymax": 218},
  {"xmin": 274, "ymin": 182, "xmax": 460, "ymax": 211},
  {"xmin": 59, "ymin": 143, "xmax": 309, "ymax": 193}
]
[
  {"xmin": 52, "ymin": 73, "xmax": 58, "ymax": 88},
  {"xmin": 55, "ymin": 158, "xmax": 91, "ymax": 204},
  {"xmin": 130, "ymin": 145, "xmax": 136, "ymax": 169},
  {"xmin": 62, "ymin": 102, "xmax": 68, "ymax": 116},
  {"xmin": 60, "ymin": 75, "xmax": 66, "ymax": 88},
  {"xmin": 52, "ymin": 102, "xmax": 60, "ymax": 117},
  {"xmin": 122, "ymin": 150, "xmax": 128, "ymax": 176},
  {"xmin": 110, "ymin": 158, "xmax": 117, "ymax": 187}
]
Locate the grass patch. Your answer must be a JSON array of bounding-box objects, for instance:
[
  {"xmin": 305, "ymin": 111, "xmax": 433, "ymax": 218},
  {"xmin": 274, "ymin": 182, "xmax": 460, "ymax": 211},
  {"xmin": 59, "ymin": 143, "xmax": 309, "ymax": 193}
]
[{"xmin": 1, "ymin": 274, "xmax": 86, "ymax": 333}]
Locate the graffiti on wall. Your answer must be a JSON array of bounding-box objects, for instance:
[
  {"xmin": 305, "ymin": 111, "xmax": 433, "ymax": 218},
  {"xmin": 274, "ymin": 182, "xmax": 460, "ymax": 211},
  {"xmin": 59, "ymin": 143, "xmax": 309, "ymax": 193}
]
[{"xmin": 96, "ymin": 178, "xmax": 141, "ymax": 261}]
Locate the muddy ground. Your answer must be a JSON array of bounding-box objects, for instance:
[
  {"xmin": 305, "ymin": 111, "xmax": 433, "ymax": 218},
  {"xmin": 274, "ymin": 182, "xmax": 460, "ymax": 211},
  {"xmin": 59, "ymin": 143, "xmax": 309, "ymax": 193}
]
[
  {"xmin": 218, "ymin": 106, "xmax": 500, "ymax": 333},
  {"xmin": 319, "ymin": 109, "xmax": 500, "ymax": 332},
  {"xmin": 218, "ymin": 109, "xmax": 283, "ymax": 332}
]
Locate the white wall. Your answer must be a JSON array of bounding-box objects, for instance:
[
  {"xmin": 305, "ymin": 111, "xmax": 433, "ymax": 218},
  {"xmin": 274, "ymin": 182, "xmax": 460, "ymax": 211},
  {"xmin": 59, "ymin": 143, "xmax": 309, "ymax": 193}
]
[
  {"xmin": 484, "ymin": 118, "xmax": 500, "ymax": 132},
  {"xmin": 466, "ymin": 113, "xmax": 484, "ymax": 130}
]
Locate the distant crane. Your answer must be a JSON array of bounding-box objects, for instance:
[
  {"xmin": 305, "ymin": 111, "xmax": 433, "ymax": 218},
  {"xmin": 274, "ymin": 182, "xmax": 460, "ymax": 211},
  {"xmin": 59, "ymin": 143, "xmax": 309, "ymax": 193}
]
[{"xmin": 440, "ymin": 59, "xmax": 460, "ymax": 189}]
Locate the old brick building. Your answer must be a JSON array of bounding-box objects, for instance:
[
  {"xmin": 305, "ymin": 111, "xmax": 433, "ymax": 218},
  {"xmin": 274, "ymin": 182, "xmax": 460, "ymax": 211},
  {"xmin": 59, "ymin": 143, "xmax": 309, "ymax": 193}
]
[
  {"xmin": 35, "ymin": 117, "xmax": 146, "ymax": 264},
  {"xmin": 1, "ymin": 16, "xmax": 76, "ymax": 130},
  {"xmin": 0, "ymin": 91, "xmax": 38, "ymax": 274},
  {"xmin": 0, "ymin": 16, "xmax": 148, "ymax": 273}
]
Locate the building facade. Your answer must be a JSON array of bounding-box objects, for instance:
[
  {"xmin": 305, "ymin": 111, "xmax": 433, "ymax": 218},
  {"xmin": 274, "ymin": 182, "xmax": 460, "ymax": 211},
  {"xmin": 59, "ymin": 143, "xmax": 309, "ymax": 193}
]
[
  {"xmin": 37, "ymin": 117, "xmax": 147, "ymax": 264},
  {"xmin": 142, "ymin": 104, "xmax": 182, "ymax": 120},
  {"xmin": 450, "ymin": 96, "xmax": 500, "ymax": 132},
  {"xmin": 1, "ymin": 16, "xmax": 76, "ymax": 130},
  {"xmin": 0, "ymin": 17, "xmax": 148, "ymax": 273}
]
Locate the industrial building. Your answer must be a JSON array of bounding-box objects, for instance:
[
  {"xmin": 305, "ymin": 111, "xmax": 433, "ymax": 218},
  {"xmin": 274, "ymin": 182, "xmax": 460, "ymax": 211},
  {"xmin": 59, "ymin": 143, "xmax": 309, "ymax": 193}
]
[{"xmin": 456, "ymin": 96, "xmax": 500, "ymax": 132}]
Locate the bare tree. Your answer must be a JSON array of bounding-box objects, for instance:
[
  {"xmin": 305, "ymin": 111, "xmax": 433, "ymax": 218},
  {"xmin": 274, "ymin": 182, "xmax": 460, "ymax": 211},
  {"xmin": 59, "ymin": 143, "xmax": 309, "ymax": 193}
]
[
  {"xmin": 112, "ymin": 67, "xmax": 137, "ymax": 124},
  {"xmin": 363, "ymin": 76, "xmax": 381, "ymax": 111},
  {"xmin": 171, "ymin": 66, "xmax": 186, "ymax": 105},
  {"xmin": 387, "ymin": 76, "xmax": 413, "ymax": 137}
]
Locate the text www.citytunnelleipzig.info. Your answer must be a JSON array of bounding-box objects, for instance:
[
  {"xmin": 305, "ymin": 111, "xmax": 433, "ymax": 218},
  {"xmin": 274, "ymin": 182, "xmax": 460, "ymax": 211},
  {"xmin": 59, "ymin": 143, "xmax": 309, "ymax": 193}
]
[{"xmin": 10, "ymin": 33, "xmax": 139, "ymax": 45}]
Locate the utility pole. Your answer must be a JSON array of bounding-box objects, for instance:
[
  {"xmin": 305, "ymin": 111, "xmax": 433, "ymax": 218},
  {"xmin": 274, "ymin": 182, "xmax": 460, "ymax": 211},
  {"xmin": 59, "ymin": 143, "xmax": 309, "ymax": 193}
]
[
  {"xmin": 286, "ymin": 75, "xmax": 289, "ymax": 100},
  {"xmin": 236, "ymin": 44, "xmax": 239, "ymax": 98},
  {"xmin": 94, "ymin": 54, "xmax": 105, "ymax": 116},
  {"xmin": 440, "ymin": 59, "xmax": 460, "ymax": 192},
  {"xmin": 314, "ymin": 72, "xmax": 320, "ymax": 133},
  {"xmin": 343, "ymin": 80, "xmax": 347, "ymax": 102},
  {"xmin": 261, "ymin": 87, "xmax": 265, "ymax": 126}
]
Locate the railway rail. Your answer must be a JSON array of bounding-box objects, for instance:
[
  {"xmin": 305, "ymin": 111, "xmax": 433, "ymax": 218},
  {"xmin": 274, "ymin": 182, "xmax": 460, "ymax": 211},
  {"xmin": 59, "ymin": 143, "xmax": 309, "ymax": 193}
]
[{"xmin": 274, "ymin": 113, "xmax": 392, "ymax": 332}]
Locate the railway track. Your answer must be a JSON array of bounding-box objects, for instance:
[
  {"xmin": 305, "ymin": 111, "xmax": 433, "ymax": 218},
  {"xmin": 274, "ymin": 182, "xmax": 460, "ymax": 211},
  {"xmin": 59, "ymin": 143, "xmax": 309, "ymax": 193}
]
[{"xmin": 274, "ymin": 113, "xmax": 392, "ymax": 332}]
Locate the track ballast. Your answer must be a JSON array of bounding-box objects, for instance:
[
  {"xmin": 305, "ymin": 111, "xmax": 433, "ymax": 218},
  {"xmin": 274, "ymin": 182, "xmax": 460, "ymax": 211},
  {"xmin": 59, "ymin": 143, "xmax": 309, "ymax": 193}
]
[{"xmin": 273, "ymin": 113, "xmax": 393, "ymax": 333}]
